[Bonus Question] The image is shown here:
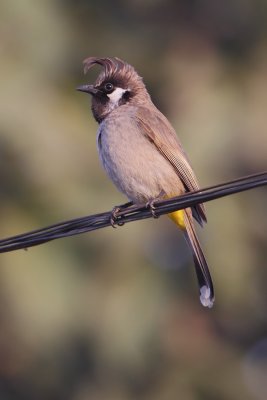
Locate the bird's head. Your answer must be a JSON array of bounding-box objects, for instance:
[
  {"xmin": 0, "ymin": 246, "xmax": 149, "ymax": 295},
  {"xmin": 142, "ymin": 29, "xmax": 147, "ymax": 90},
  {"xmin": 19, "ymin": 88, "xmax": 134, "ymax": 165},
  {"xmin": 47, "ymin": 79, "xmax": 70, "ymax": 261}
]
[{"xmin": 77, "ymin": 57, "xmax": 151, "ymax": 122}]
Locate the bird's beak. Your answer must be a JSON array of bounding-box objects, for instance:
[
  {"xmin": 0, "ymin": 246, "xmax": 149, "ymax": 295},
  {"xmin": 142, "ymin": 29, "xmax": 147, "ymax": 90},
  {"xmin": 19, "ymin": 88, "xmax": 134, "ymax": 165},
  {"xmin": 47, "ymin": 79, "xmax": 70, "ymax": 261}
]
[{"xmin": 76, "ymin": 84, "xmax": 99, "ymax": 95}]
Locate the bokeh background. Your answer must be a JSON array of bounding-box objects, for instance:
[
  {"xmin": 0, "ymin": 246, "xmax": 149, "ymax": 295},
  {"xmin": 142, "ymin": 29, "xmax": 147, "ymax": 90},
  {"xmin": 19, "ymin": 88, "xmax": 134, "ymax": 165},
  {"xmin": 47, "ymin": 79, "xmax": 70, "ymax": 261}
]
[{"xmin": 0, "ymin": 1, "xmax": 267, "ymax": 399}]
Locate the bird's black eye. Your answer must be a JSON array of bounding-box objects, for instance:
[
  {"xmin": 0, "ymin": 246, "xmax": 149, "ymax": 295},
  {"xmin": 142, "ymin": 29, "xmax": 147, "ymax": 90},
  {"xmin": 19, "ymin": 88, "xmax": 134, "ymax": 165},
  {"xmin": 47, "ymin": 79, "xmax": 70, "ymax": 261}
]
[{"xmin": 104, "ymin": 82, "xmax": 114, "ymax": 93}]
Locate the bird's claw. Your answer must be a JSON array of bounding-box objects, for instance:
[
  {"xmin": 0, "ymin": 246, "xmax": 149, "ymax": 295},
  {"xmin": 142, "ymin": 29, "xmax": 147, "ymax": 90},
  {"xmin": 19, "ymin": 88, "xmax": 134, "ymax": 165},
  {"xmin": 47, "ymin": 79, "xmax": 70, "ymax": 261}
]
[
  {"xmin": 110, "ymin": 201, "xmax": 133, "ymax": 228},
  {"xmin": 110, "ymin": 206, "xmax": 124, "ymax": 228},
  {"xmin": 146, "ymin": 199, "xmax": 159, "ymax": 218}
]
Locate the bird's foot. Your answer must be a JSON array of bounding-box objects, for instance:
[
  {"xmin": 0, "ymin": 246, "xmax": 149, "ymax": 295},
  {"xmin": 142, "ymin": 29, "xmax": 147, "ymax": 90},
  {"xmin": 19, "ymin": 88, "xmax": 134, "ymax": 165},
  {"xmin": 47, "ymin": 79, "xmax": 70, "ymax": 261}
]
[
  {"xmin": 146, "ymin": 191, "xmax": 166, "ymax": 219},
  {"xmin": 110, "ymin": 201, "xmax": 133, "ymax": 228},
  {"xmin": 146, "ymin": 199, "xmax": 159, "ymax": 218}
]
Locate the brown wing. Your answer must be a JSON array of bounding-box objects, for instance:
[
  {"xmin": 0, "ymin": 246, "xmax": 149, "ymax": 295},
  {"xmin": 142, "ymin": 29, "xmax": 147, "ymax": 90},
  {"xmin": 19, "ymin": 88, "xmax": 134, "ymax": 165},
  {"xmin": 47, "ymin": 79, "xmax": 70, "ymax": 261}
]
[{"xmin": 136, "ymin": 106, "xmax": 207, "ymax": 225}]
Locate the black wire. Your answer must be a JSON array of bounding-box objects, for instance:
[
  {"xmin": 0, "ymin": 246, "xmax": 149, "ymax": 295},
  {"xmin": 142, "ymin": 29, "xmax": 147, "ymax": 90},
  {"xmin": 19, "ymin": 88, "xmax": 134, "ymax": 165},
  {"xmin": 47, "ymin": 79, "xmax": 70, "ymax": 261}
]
[{"xmin": 0, "ymin": 171, "xmax": 266, "ymax": 253}]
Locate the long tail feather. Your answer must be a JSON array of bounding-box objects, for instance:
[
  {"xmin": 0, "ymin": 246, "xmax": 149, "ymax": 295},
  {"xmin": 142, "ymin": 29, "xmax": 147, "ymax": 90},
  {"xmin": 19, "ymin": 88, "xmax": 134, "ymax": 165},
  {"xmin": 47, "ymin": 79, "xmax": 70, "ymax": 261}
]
[
  {"xmin": 183, "ymin": 210, "xmax": 214, "ymax": 307},
  {"xmin": 169, "ymin": 210, "xmax": 214, "ymax": 308}
]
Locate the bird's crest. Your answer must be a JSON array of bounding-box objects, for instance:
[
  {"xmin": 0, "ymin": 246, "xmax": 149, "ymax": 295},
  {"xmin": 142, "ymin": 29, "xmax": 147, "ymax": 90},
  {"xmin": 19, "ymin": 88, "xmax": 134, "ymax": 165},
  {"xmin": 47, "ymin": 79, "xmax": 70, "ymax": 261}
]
[{"xmin": 83, "ymin": 57, "xmax": 144, "ymax": 89}]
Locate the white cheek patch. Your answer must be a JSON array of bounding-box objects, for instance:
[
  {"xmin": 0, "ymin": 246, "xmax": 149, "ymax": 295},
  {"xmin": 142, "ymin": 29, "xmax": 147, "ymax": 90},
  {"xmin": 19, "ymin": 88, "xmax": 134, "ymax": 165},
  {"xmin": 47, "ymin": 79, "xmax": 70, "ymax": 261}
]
[{"xmin": 107, "ymin": 87, "xmax": 128, "ymax": 104}]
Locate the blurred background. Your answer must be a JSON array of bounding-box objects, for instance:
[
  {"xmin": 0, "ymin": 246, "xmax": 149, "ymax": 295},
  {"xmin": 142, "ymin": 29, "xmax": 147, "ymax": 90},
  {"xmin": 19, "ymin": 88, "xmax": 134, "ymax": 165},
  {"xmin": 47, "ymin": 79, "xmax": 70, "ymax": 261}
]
[{"xmin": 0, "ymin": 0, "xmax": 267, "ymax": 399}]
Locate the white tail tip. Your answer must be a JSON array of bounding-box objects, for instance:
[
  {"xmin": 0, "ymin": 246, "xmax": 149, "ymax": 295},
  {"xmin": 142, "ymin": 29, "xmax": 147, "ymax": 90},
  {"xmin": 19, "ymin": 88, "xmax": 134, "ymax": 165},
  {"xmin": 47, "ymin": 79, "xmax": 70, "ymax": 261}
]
[{"xmin": 200, "ymin": 286, "xmax": 214, "ymax": 308}]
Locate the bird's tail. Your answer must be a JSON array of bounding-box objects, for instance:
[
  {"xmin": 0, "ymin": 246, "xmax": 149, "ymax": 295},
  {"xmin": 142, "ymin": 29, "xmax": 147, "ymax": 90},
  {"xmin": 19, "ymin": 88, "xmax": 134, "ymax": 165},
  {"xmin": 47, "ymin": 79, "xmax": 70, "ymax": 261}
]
[{"xmin": 168, "ymin": 209, "xmax": 214, "ymax": 308}]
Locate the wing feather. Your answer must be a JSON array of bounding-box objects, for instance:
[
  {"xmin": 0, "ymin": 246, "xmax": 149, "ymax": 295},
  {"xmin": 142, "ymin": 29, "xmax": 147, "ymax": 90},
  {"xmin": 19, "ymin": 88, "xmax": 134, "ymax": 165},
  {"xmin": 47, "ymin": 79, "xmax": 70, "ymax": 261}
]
[{"xmin": 136, "ymin": 107, "xmax": 206, "ymax": 224}]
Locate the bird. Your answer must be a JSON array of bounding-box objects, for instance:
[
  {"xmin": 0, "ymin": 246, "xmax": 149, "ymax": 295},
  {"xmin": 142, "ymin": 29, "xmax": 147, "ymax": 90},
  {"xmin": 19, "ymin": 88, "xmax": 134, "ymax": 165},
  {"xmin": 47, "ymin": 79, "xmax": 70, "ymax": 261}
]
[{"xmin": 77, "ymin": 56, "xmax": 214, "ymax": 308}]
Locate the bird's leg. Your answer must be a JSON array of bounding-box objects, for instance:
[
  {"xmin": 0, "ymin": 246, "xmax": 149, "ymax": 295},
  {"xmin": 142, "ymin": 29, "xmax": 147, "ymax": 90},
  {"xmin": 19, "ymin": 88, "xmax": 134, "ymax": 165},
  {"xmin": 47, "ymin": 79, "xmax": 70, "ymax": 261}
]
[
  {"xmin": 146, "ymin": 190, "xmax": 166, "ymax": 219},
  {"xmin": 146, "ymin": 199, "xmax": 159, "ymax": 218},
  {"xmin": 110, "ymin": 201, "xmax": 134, "ymax": 228}
]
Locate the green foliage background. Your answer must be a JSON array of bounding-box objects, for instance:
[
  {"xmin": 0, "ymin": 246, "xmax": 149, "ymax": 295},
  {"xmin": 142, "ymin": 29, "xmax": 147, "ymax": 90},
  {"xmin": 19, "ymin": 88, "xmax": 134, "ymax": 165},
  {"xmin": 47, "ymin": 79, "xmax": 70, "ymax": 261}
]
[{"xmin": 0, "ymin": 1, "xmax": 266, "ymax": 399}]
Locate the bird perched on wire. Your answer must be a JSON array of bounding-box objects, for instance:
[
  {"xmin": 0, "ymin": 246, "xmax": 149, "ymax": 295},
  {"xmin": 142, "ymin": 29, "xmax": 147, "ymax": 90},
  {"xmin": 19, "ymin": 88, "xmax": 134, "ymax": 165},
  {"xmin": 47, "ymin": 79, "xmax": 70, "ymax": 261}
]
[{"xmin": 77, "ymin": 56, "xmax": 214, "ymax": 308}]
